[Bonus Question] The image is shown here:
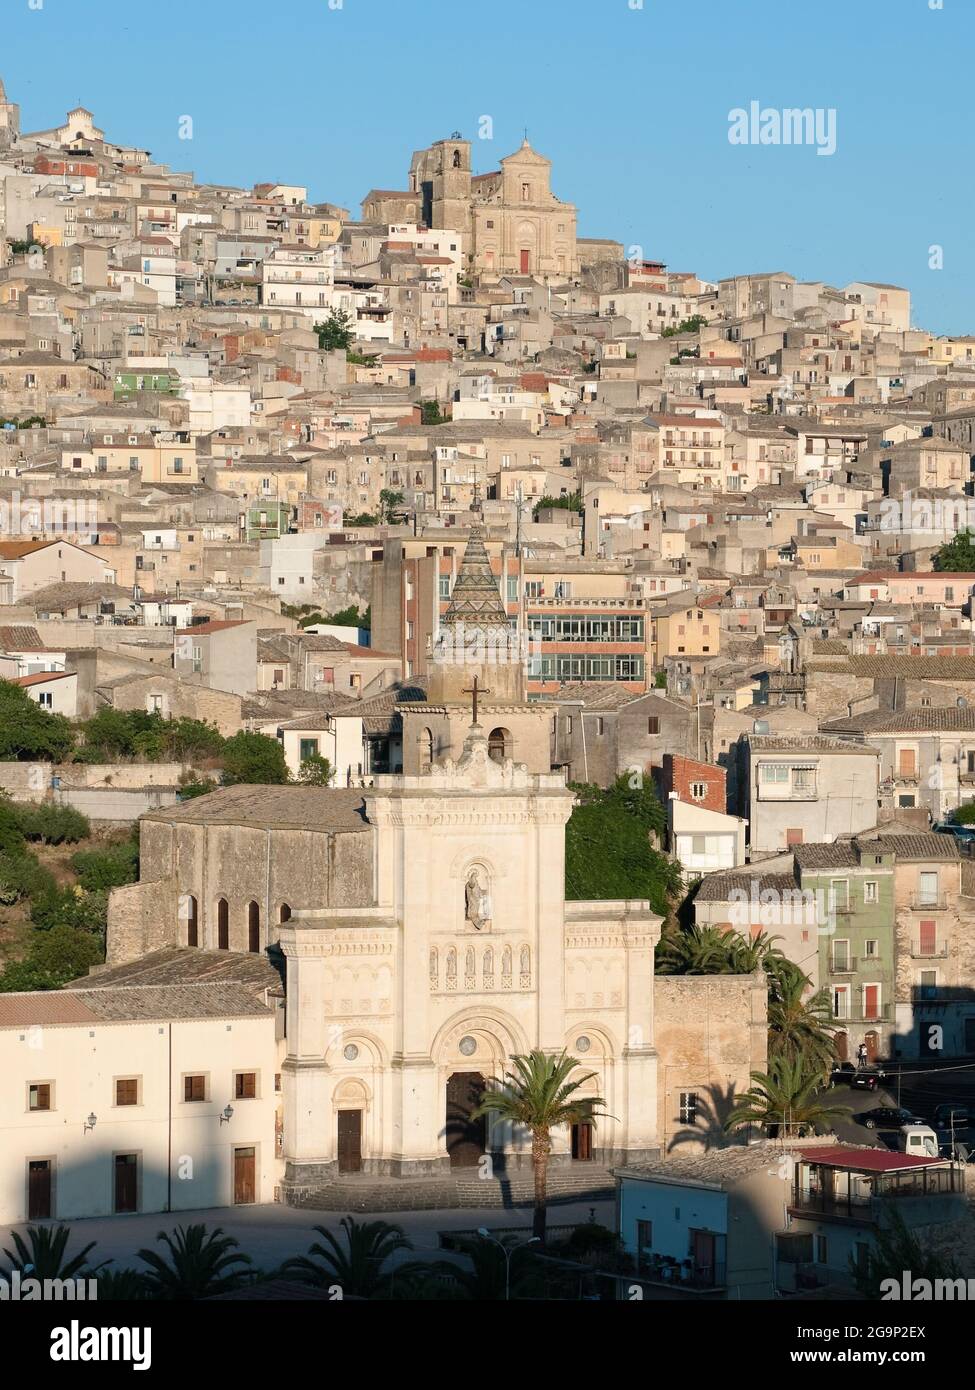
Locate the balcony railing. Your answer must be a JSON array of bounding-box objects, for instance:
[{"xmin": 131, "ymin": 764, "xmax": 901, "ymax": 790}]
[
  {"xmin": 833, "ymin": 1004, "xmax": 891, "ymax": 1023},
  {"xmin": 828, "ymin": 957, "xmax": 859, "ymax": 974},
  {"xmin": 911, "ymin": 944, "xmax": 949, "ymax": 959},
  {"xmin": 909, "ymin": 897, "xmax": 948, "ymax": 912}
]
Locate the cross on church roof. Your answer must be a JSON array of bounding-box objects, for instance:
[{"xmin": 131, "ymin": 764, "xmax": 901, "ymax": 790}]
[{"xmin": 462, "ymin": 675, "xmax": 490, "ymax": 726}]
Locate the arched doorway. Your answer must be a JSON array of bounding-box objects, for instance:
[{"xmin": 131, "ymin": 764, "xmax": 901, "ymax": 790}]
[
  {"xmin": 184, "ymin": 894, "xmax": 198, "ymax": 947},
  {"xmin": 247, "ymin": 901, "xmax": 260, "ymax": 953},
  {"xmin": 445, "ymin": 1072, "xmax": 486, "ymax": 1168},
  {"xmin": 279, "ymin": 903, "xmax": 292, "ymax": 923},
  {"xmin": 834, "ymin": 1031, "xmax": 849, "ymax": 1062},
  {"xmin": 216, "ymin": 898, "xmax": 229, "ymax": 950},
  {"xmin": 864, "ymin": 1030, "xmax": 879, "ymax": 1064},
  {"xmin": 419, "ymin": 727, "xmax": 434, "ymax": 772},
  {"xmin": 487, "ymin": 727, "xmax": 511, "ymax": 763}
]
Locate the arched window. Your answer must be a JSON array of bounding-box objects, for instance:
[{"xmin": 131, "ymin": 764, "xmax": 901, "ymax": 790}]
[
  {"xmin": 279, "ymin": 903, "xmax": 292, "ymax": 923},
  {"xmin": 217, "ymin": 898, "xmax": 229, "ymax": 950},
  {"xmin": 248, "ymin": 901, "xmax": 260, "ymax": 953},
  {"xmin": 183, "ymin": 894, "xmax": 198, "ymax": 947},
  {"xmin": 452, "ymin": 148, "xmax": 462, "ymax": 169},
  {"xmin": 488, "ymin": 727, "xmax": 511, "ymax": 763}
]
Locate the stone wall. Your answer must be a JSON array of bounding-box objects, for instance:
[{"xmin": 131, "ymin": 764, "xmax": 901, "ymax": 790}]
[{"xmin": 654, "ymin": 971, "xmax": 768, "ymax": 1153}]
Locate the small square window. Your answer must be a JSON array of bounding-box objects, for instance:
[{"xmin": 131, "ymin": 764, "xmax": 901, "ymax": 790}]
[
  {"xmin": 28, "ymin": 1083, "xmax": 52, "ymax": 1111},
  {"xmin": 235, "ymin": 1071, "xmax": 257, "ymax": 1100},
  {"xmin": 184, "ymin": 1075, "xmax": 206, "ymax": 1103},
  {"xmin": 115, "ymin": 1077, "xmax": 139, "ymax": 1107}
]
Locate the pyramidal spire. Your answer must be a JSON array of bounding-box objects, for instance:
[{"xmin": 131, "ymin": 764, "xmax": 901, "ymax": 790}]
[{"xmin": 442, "ymin": 526, "xmax": 508, "ymax": 627}]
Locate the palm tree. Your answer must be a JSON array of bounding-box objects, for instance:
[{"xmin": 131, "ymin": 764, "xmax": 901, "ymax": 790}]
[
  {"xmin": 135, "ymin": 1224, "xmax": 253, "ymax": 1300},
  {"xmin": 3, "ymin": 1224, "xmax": 106, "ymax": 1279},
  {"xmin": 281, "ymin": 1217, "xmax": 413, "ymax": 1298},
  {"xmin": 95, "ymin": 1267, "xmax": 149, "ymax": 1300},
  {"xmin": 474, "ymin": 1049, "xmax": 609, "ymax": 1243},
  {"xmin": 765, "ymin": 956, "xmax": 838, "ymax": 1076},
  {"xmin": 725, "ymin": 1055, "xmax": 851, "ymax": 1138},
  {"xmin": 657, "ymin": 924, "xmax": 778, "ymax": 975}
]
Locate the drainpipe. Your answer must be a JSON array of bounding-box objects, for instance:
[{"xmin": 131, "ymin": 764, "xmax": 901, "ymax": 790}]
[{"xmin": 166, "ymin": 1022, "xmax": 173, "ymax": 1212}]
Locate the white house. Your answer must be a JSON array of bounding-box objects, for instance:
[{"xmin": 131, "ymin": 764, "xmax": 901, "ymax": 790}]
[{"xmin": 0, "ymin": 973, "xmax": 282, "ymax": 1224}]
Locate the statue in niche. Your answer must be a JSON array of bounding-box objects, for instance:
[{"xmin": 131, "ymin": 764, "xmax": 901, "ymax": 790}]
[{"xmin": 465, "ymin": 866, "xmax": 492, "ymax": 931}]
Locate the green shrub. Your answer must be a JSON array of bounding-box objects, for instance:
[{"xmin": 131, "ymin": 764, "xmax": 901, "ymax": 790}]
[
  {"xmin": 0, "ymin": 849, "xmax": 56, "ymax": 902},
  {"xmin": 0, "ymin": 681, "xmax": 75, "ymax": 761},
  {"xmin": 70, "ymin": 838, "xmax": 139, "ymax": 891},
  {"xmin": 0, "ymin": 925, "xmax": 104, "ymax": 992},
  {"xmin": 12, "ymin": 804, "xmax": 90, "ymax": 844},
  {"xmin": 31, "ymin": 885, "xmax": 108, "ymax": 933}
]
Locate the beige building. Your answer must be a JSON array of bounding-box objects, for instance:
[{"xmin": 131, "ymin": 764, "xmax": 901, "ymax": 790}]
[
  {"xmin": 0, "ymin": 963, "xmax": 281, "ymax": 1224},
  {"xmin": 366, "ymin": 137, "xmax": 579, "ymax": 279}
]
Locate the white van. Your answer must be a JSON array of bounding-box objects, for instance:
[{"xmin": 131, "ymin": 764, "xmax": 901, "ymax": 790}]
[{"xmin": 898, "ymin": 1124, "xmax": 940, "ymax": 1157}]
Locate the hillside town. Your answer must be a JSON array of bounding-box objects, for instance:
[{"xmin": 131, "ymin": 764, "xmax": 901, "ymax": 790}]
[{"xmin": 2, "ymin": 72, "xmax": 975, "ymax": 1309}]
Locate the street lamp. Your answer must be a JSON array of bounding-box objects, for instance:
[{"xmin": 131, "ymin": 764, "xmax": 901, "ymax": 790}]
[{"xmin": 476, "ymin": 1228, "xmax": 540, "ymax": 1300}]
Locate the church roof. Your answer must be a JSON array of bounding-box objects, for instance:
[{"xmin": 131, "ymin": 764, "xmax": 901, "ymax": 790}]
[{"xmin": 441, "ymin": 525, "xmax": 508, "ymax": 628}]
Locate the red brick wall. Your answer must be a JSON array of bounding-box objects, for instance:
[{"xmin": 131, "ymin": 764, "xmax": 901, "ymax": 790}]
[{"xmin": 660, "ymin": 754, "xmax": 726, "ymax": 813}]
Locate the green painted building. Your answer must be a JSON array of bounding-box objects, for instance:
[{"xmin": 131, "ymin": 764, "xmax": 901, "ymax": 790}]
[
  {"xmin": 245, "ymin": 500, "xmax": 292, "ymax": 541},
  {"xmin": 114, "ymin": 369, "xmax": 180, "ymax": 400},
  {"xmin": 794, "ymin": 840, "xmax": 897, "ymax": 1063}
]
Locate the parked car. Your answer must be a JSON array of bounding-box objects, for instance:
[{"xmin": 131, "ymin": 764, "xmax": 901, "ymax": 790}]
[
  {"xmin": 857, "ymin": 1106, "xmax": 924, "ymax": 1130},
  {"xmin": 933, "ymin": 821, "xmax": 975, "ymax": 844},
  {"xmin": 830, "ymin": 1062, "xmax": 885, "ymax": 1091},
  {"xmin": 933, "ymin": 1104, "xmax": 971, "ymax": 1130}
]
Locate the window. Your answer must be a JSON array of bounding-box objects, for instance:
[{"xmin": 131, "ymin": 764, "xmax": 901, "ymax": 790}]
[
  {"xmin": 439, "ymin": 575, "xmax": 451, "ymax": 600},
  {"xmin": 28, "ymin": 1083, "xmax": 52, "ymax": 1111},
  {"xmin": 183, "ymin": 1075, "xmax": 206, "ymax": 1103},
  {"xmin": 299, "ymin": 738, "xmax": 319, "ymax": 761},
  {"xmin": 691, "ymin": 782, "xmax": 708, "ymax": 801},
  {"xmin": 918, "ymin": 871, "xmax": 939, "ymax": 907},
  {"xmin": 115, "ymin": 1078, "xmax": 139, "ymax": 1107},
  {"xmin": 235, "ymin": 1071, "xmax": 257, "ymax": 1100},
  {"xmin": 864, "ymin": 939, "xmax": 879, "ymax": 958},
  {"xmin": 816, "ymin": 1235, "xmax": 829, "ymax": 1265},
  {"xmin": 647, "ymin": 717, "xmax": 660, "ymax": 735},
  {"xmin": 679, "ymin": 1091, "xmax": 698, "ymax": 1125},
  {"xmin": 761, "ymin": 764, "xmax": 789, "ymax": 783},
  {"xmin": 864, "ymin": 881, "xmax": 878, "ymax": 903}
]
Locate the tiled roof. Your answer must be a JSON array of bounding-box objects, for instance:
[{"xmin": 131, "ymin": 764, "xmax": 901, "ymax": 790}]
[
  {"xmin": 793, "ymin": 842, "xmax": 862, "ymax": 870},
  {"xmin": 144, "ymin": 784, "xmax": 371, "ymax": 831},
  {"xmin": 749, "ymin": 733, "xmax": 880, "ymax": 754},
  {"xmin": 825, "ymin": 708, "xmax": 975, "ymax": 733},
  {"xmin": 865, "ymin": 833, "xmax": 961, "ymax": 861}
]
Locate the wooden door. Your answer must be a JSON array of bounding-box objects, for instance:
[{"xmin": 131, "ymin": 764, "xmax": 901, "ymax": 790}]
[
  {"xmin": 864, "ymin": 1030, "xmax": 879, "ymax": 1063},
  {"xmin": 445, "ymin": 1073, "xmax": 486, "ymax": 1168},
  {"xmin": 28, "ymin": 1160, "xmax": 51, "ymax": 1220},
  {"xmin": 692, "ymin": 1230, "xmax": 715, "ymax": 1283},
  {"xmin": 233, "ymin": 1147, "xmax": 256, "ymax": 1204},
  {"xmin": 520, "ymin": 249, "xmax": 530, "ymax": 274},
  {"xmin": 114, "ymin": 1154, "xmax": 138, "ymax": 1214},
  {"xmin": 571, "ymin": 1122, "xmax": 594, "ymax": 1161},
  {"xmin": 863, "ymin": 984, "xmax": 880, "ymax": 1021},
  {"xmin": 337, "ymin": 1111, "xmax": 362, "ymax": 1174}
]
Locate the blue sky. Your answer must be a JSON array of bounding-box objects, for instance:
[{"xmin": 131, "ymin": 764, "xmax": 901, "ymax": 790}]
[{"xmin": 3, "ymin": 0, "xmax": 970, "ymax": 332}]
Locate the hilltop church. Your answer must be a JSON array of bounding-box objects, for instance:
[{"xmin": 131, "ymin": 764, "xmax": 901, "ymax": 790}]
[{"xmin": 363, "ymin": 135, "xmax": 580, "ymax": 280}]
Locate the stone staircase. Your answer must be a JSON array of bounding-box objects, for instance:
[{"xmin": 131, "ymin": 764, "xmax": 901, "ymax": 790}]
[{"xmin": 285, "ymin": 1165, "xmax": 615, "ymax": 1213}]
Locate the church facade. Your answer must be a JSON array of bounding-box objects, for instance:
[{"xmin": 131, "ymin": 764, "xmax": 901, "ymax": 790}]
[
  {"xmin": 279, "ymin": 725, "xmax": 660, "ymax": 1181},
  {"xmin": 363, "ymin": 135, "xmax": 579, "ymax": 280}
]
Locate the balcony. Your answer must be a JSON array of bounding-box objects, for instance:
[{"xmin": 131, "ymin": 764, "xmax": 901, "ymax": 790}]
[
  {"xmin": 828, "ymin": 956, "xmax": 859, "ymax": 974},
  {"xmin": 911, "ymin": 943, "xmax": 949, "ymax": 959},
  {"xmin": 832, "ymin": 1004, "xmax": 891, "ymax": 1023},
  {"xmin": 909, "ymin": 897, "xmax": 947, "ymax": 912},
  {"xmin": 789, "ymin": 1165, "xmax": 963, "ymax": 1225}
]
